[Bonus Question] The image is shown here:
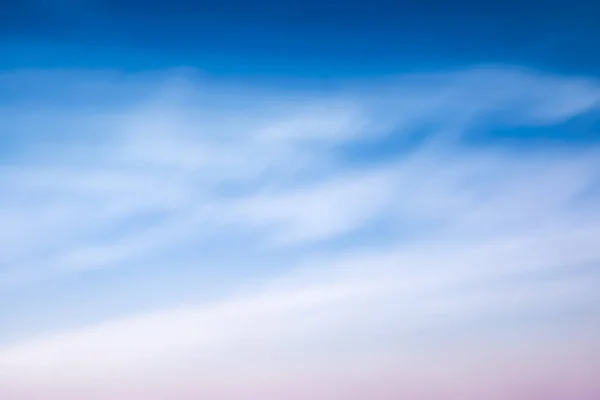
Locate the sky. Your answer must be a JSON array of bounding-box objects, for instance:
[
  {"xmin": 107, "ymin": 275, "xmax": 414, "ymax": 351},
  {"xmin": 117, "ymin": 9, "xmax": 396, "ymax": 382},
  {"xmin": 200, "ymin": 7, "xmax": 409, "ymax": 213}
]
[{"xmin": 1, "ymin": 1, "xmax": 600, "ymax": 400}]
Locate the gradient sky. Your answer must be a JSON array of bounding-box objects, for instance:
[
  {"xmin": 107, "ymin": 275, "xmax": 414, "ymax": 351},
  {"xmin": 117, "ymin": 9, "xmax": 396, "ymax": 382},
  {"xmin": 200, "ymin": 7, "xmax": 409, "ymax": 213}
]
[{"xmin": 1, "ymin": 1, "xmax": 600, "ymax": 399}]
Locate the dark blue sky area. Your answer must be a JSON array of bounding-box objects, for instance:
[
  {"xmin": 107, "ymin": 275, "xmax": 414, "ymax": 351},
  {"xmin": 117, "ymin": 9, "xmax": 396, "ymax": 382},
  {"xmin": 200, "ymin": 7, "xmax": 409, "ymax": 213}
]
[{"xmin": 1, "ymin": 0, "xmax": 599, "ymax": 77}]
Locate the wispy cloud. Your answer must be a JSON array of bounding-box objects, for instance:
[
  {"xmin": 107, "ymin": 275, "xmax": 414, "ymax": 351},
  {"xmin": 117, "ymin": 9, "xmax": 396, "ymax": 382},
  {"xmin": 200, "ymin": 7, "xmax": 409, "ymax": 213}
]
[{"xmin": 1, "ymin": 65, "xmax": 600, "ymax": 399}]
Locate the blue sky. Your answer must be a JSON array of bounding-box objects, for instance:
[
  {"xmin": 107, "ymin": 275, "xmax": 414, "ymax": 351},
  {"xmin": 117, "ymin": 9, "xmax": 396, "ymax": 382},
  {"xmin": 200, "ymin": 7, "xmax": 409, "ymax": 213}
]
[
  {"xmin": 1, "ymin": 2, "xmax": 600, "ymax": 400},
  {"xmin": 2, "ymin": 0, "xmax": 600, "ymax": 75}
]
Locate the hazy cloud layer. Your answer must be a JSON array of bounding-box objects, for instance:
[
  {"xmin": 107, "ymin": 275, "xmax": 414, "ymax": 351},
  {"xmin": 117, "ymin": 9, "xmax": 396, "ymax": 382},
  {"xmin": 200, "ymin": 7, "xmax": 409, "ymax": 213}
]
[{"xmin": 1, "ymin": 66, "xmax": 600, "ymax": 399}]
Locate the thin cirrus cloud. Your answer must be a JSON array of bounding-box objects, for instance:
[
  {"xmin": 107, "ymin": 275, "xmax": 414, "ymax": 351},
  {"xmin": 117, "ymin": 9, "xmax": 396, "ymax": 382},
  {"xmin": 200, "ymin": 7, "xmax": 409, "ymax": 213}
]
[{"xmin": 1, "ymin": 65, "xmax": 600, "ymax": 399}]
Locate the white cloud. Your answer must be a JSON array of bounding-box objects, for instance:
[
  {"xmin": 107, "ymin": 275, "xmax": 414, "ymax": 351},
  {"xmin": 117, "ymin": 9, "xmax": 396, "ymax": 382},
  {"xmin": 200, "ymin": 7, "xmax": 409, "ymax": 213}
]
[
  {"xmin": 224, "ymin": 168, "xmax": 397, "ymax": 245},
  {"xmin": 1, "ymin": 65, "xmax": 600, "ymax": 398}
]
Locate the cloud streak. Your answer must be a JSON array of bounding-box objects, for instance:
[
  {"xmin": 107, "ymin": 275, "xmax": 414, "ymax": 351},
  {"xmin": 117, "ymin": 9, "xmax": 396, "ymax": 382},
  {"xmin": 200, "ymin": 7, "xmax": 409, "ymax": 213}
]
[{"xmin": 1, "ymin": 65, "xmax": 600, "ymax": 399}]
